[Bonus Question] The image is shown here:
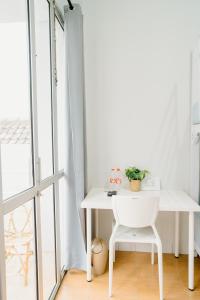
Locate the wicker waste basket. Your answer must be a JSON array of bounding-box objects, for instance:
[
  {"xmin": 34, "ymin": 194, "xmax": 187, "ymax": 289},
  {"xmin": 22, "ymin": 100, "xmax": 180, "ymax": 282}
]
[{"xmin": 92, "ymin": 238, "xmax": 108, "ymax": 276}]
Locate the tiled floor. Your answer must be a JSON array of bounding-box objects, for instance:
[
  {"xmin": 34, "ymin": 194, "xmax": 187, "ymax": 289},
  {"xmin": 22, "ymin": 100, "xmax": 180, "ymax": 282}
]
[{"xmin": 56, "ymin": 251, "xmax": 200, "ymax": 300}]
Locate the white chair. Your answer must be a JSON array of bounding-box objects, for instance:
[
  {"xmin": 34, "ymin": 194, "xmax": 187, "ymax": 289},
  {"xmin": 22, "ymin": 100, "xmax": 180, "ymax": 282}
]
[{"xmin": 109, "ymin": 196, "xmax": 163, "ymax": 300}]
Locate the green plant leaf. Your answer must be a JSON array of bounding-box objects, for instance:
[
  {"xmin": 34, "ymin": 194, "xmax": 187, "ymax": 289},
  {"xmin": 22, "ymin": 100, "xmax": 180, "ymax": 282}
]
[{"xmin": 125, "ymin": 166, "xmax": 149, "ymax": 181}]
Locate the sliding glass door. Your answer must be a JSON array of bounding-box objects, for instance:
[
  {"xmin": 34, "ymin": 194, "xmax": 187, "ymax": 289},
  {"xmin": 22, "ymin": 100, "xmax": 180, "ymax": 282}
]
[{"xmin": 0, "ymin": 1, "xmax": 65, "ymax": 300}]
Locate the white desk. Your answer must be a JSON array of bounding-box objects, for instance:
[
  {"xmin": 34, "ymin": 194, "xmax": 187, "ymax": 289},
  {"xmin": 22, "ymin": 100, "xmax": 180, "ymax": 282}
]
[{"xmin": 81, "ymin": 188, "xmax": 200, "ymax": 290}]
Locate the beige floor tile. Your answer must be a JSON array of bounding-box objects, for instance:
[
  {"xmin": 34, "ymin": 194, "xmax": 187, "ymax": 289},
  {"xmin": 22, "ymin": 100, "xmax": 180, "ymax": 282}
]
[{"xmin": 56, "ymin": 252, "xmax": 200, "ymax": 300}]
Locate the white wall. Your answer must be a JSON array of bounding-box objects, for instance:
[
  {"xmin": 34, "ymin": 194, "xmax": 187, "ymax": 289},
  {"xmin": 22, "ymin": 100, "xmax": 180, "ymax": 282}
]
[
  {"xmin": 191, "ymin": 124, "xmax": 200, "ymax": 254},
  {"xmin": 79, "ymin": 0, "xmax": 200, "ymax": 253}
]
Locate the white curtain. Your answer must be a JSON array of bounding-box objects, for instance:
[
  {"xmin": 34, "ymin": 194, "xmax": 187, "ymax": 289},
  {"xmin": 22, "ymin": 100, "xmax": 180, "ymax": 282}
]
[{"xmin": 64, "ymin": 3, "xmax": 86, "ymax": 270}]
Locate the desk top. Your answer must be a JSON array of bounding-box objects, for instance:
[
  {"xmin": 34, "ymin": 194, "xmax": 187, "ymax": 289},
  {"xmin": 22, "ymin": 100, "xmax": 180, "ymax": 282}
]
[{"xmin": 81, "ymin": 188, "xmax": 200, "ymax": 212}]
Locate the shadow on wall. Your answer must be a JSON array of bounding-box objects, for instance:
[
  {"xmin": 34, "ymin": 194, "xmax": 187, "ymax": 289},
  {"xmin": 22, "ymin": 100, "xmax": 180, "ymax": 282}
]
[{"xmin": 149, "ymin": 84, "xmax": 189, "ymax": 190}]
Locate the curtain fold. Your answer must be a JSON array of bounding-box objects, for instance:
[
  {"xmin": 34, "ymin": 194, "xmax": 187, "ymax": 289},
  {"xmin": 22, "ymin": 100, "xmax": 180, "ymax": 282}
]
[{"xmin": 64, "ymin": 4, "xmax": 86, "ymax": 271}]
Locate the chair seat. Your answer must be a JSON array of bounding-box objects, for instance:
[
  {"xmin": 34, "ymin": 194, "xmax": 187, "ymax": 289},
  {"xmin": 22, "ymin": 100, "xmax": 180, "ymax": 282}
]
[{"xmin": 114, "ymin": 225, "xmax": 157, "ymax": 244}]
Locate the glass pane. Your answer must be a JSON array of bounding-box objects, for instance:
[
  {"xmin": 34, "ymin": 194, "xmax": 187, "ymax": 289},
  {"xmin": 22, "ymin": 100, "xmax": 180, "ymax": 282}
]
[
  {"xmin": 35, "ymin": 0, "xmax": 53, "ymax": 180},
  {"xmin": 0, "ymin": 0, "xmax": 33, "ymax": 199},
  {"xmin": 58, "ymin": 177, "xmax": 66, "ymax": 270},
  {"xmin": 4, "ymin": 200, "xmax": 36, "ymax": 300},
  {"xmin": 55, "ymin": 18, "xmax": 65, "ymax": 170},
  {"xmin": 40, "ymin": 185, "xmax": 56, "ymax": 299}
]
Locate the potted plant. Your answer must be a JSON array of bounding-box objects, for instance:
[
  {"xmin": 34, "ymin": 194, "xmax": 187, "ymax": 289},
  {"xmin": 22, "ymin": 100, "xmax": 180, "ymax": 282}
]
[{"xmin": 125, "ymin": 167, "xmax": 149, "ymax": 192}]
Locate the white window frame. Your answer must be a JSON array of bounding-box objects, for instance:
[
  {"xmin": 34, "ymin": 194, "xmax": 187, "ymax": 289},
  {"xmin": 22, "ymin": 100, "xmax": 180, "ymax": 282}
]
[{"xmin": 0, "ymin": 1, "xmax": 65, "ymax": 299}]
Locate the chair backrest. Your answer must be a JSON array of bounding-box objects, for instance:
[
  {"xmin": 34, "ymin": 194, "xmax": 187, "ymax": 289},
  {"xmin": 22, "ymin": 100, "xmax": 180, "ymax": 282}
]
[{"xmin": 112, "ymin": 195, "xmax": 159, "ymax": 228}]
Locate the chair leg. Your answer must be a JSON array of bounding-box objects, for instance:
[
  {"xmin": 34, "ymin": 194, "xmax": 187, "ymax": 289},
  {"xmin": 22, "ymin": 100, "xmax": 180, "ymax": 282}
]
[
  {"xmin": 157, "ymin": 244, "xmax": 163, "ymax": 300},
  {"xmin": 109, "ymin": 242, "xmax": 114, "ymax": 297},
  {"xmin": 112, "ymin": 219, "xmax": 116, "ymax": 263}
]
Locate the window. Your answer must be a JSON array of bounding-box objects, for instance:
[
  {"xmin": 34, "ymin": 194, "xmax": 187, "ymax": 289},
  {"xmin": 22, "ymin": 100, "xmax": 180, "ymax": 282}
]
[
  {"xmin": 56, "ymin": 18, "xmax": 65, "ymax": 171},
  {"xmin": 55, "ymin": 17, "xmax": 66, "ymax": 272},
  {"xmin": 0, "ymin": 1, "xmax": 65, "ymax": 300},
  {"xmin": 0, "ymin": 0, "xmax": 33, "ymax": 199},
  {"xmin": 4, "ymin": 201, "xmax": 36, "ymax": 300},
  {"xmin": 40, "ymin": 185, "xmax": 57, "ymax": 299},
  {"xmin": 35, "ymin": 0, "xmax": 53, "ymax": 180}
]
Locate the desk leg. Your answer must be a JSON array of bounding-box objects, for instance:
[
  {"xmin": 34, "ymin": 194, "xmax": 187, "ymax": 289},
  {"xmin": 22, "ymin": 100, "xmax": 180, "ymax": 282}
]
[
  {"xmin": 86, "ymin": 208, "xmax": 92, "ymax": 282},
  {"xmin": 175, "ymin": 211, "xmax": 180, "ymax": 258},
  {"xmin": 188, "ymin": 211, "xmax": 194, "ymax": 290}
]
